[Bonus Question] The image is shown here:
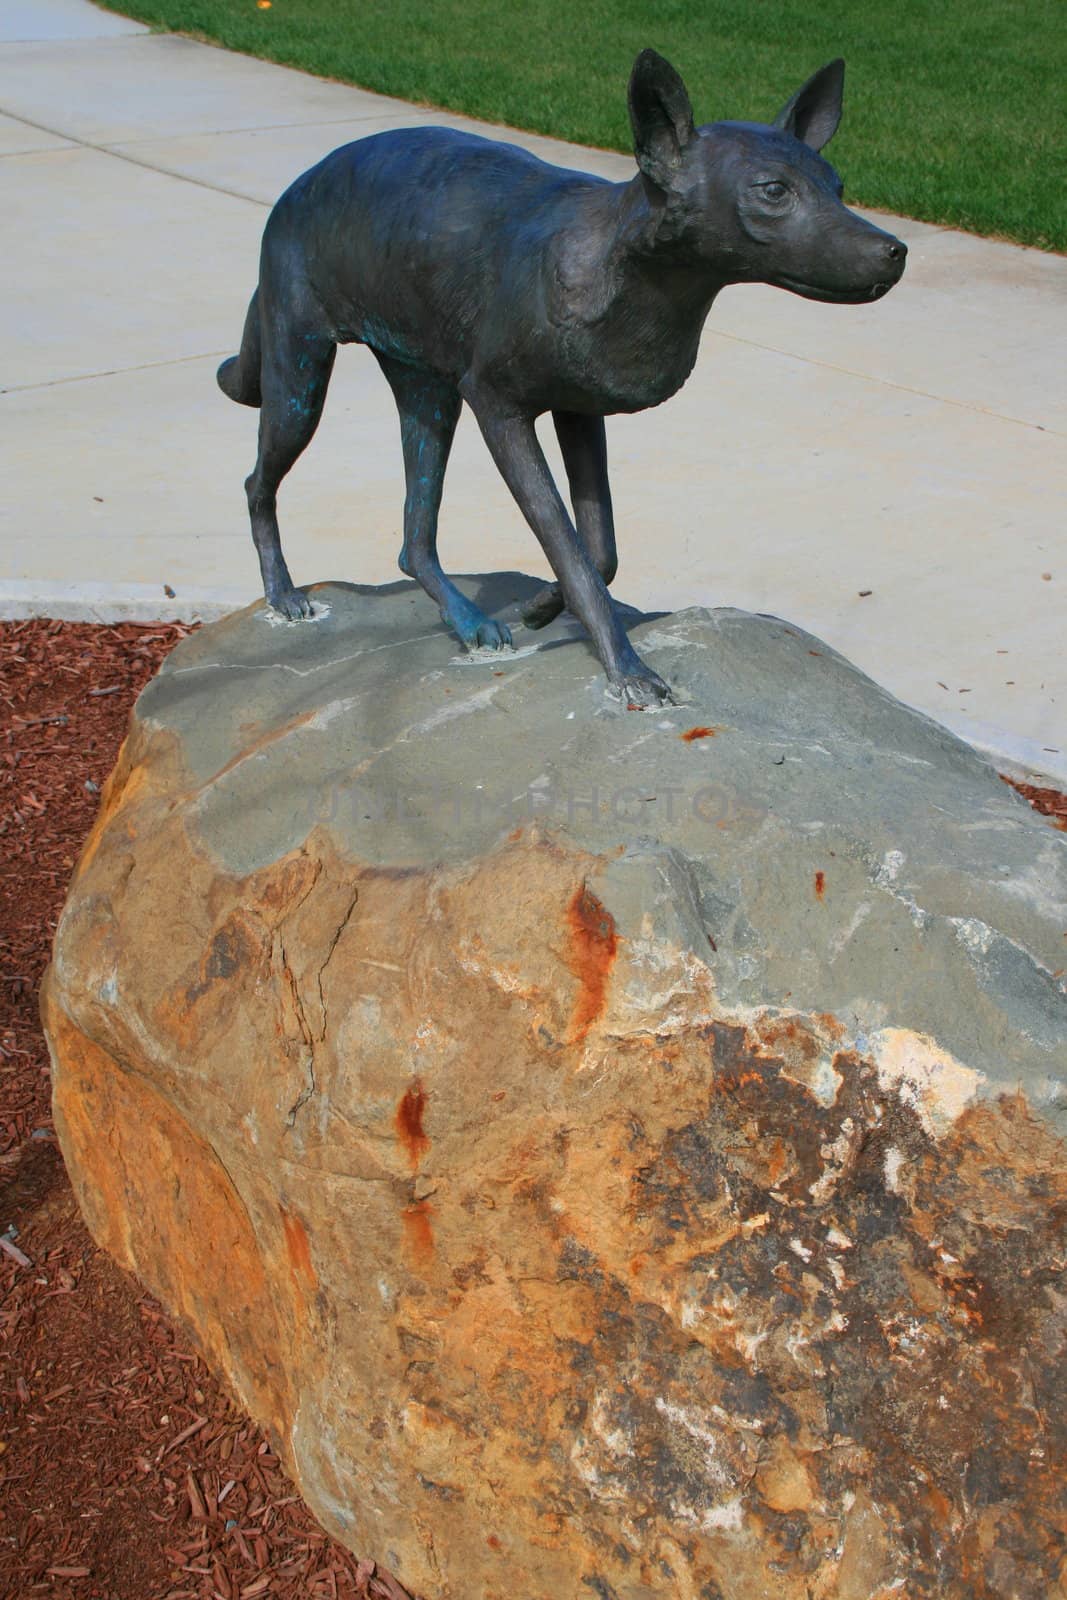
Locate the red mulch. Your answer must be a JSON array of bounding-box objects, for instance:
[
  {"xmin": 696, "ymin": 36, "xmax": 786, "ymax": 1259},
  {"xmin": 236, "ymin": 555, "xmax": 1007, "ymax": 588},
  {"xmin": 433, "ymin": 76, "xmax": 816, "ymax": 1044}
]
[
  {"xmin": 0, "ymin": 620, "xmax": 415, "ymax": 1600},
  {"xmin": 1002, "ymin": 773, "xmax": 1067, "ymax": 830},
  {"xmin": 2, "ymin": 620, "xmax": 1065, "ymax": 1600}
]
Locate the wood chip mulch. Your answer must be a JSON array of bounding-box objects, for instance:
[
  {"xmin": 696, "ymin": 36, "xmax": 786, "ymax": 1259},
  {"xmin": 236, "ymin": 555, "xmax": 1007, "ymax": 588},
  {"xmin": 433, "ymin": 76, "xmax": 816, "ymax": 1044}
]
[
  {"xmin": 0, "ymin": 620, "xmax": 416, "ymax": 1600},
  {"xmin": 2, "ymin": 618, "xmax": 1065, "ymax": 1600},
  {"xmin": 1002, "ymin": 773, "xmax": 1067, "ymax": 830}
]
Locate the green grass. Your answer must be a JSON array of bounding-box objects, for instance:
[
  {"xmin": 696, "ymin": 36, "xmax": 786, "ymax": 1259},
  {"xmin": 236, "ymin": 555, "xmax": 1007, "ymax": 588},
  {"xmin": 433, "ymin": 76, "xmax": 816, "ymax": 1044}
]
[{"xmin": 106, "ymin": 0, "xmax": 1065, "ymax": 250}]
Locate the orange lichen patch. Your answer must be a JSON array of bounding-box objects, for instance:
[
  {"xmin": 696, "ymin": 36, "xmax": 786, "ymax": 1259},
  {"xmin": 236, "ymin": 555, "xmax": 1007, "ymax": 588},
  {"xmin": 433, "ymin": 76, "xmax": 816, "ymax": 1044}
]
[
  {"xmin": 940, "ymin": 1096, "xmax": 1067, "ymax": 1226},
  {"xmin": 756, "ymin": 1435, "xmax": 814, "ymax": 1513},
  {"xmin": 751, "ymin": 1016, "xmax": 822, "ymax": 1073},
  {"xmin": 518, "ymin": 1277, "xmax": 601, "ymax": 1344},
  {"xmin": 754, "ymin": 1016, "xmax": 817, "ymax": 1054},
  {"xmin": 681, "ymin": 725, "xmax": 717, "ymax": 741},
  {"xmin": 43, "ymin": 980, "xmax": 292, "ymax": 1440},
  {"xmin": 402, "ymin": 1200, "xmax": 435, "ymax": 1267},
  {"xmin": 565, "ymin": 882, "xmax": 618, "ymax": 1043},
  {"xmin": 396, "ymin": 1078, "xmax": 430, "ymax": 1170},
  {"xmin": 923, "ymin": 1482, "xmax": 954, "ymax": 1525},
  {"xmin": 72, "ymin": 723, "xmax": 190, "ymax": 882},
  {"xmin": 764, "ymin": 1137, "xmax": 791, "ymax": 1186},
  {"xmin": 75, "ymin": 744, "xmax": 150, "ymax": 874},
  {"xmin": 281, "ymin": 1207, "xmax": 316, "ymax": 1291},
  {"xmin": 712, "ymin": 1065, "xmax": 765, "ymax": 1093},
  {"xmin": 814, "ymin": 870, "xmax": 826, "ymax": 899}
]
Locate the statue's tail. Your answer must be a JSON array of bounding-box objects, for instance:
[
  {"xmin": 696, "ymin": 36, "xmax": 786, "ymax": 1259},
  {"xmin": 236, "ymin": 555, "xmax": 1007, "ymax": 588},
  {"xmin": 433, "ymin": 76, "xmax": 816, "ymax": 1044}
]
[{"xmin": 216, "ymin": 289, "xmax": 262, "ymax": 407}]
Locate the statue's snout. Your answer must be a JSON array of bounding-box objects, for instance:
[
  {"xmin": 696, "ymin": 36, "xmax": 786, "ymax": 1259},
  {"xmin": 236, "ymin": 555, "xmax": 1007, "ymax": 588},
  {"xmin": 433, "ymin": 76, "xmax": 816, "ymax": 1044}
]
[{"xmin": 869, "ymin": 233, "xmax": 907, "ymax": 298}]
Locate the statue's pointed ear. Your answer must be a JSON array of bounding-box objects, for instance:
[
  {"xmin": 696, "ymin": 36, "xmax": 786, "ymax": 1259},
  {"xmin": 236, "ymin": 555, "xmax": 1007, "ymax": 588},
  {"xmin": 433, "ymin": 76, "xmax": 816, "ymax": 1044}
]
[
  {"xmin": 773, "ymin": 58, "xmax": 845, "ymax": 151},
  {"xmin": 629, "ymin": 49, "xmax": 696, "ymax": 187}
]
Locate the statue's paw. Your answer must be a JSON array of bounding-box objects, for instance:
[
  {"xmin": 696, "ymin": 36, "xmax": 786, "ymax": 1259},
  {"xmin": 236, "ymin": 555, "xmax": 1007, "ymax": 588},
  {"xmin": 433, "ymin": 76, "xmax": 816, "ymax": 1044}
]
[
  {"xmin": 445, "ymin": 599, "xmax": 513, "ymax": 653},
  {"xmin": 521, "ymin": 584, "xmax": 565, "ymax": 631},
  {"xmin": 269, "ymin": 585, "xmax": 314, "ymax": 621},
  {"xmin": 609, "ymin": 666, "xmax": 675, "ymax": 710},
  {"xmin": 470, "ymin": 617, "xmax": 513, "ymax": 652}
]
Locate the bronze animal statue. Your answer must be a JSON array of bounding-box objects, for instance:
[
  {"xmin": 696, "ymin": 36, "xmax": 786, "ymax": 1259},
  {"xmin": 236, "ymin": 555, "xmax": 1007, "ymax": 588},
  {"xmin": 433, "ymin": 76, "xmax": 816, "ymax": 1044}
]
[{"xmin": 219, "ymin": 51, "xmax": 906, "ymax": 705}]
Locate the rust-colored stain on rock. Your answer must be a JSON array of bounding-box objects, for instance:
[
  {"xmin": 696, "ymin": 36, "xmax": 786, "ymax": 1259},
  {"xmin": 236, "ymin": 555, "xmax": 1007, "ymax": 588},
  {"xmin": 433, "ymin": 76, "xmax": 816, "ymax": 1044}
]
[
  {"xmin": 681, "ymin": 725, "xmax": 717, "ymax": 741},
  {"xmin": 566, "ymin": 882, "xmax": 618, "ymax": 1042},
  {"xmin": 43, "ymin": 981, "xmax": 292, "ymax": 1440},
  {"xmin": 815, "ymin": 869, "xmax": 826, "ymax": 898},
  {"xmin": 395, "ymin": 1079, "xmax": 430, "ymax": 1170},
  {"xmin": 281, "ymin": 1207, "xmax": 316, "ymax": 1290},
  {"xmin": 402, "ymin": 1200, "xmax": 435, "ymax": 1267},
  {"xmin": 204, "ymin": 708, "xmax": 324, "ymax": 788}
]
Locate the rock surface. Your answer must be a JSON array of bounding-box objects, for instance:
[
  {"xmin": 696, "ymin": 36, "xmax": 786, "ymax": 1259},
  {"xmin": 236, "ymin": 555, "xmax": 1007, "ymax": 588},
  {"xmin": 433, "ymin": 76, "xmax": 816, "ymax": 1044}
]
[{"xmin": 44, "ymin": 577, "xmax": 1067, "ymax": 1599}]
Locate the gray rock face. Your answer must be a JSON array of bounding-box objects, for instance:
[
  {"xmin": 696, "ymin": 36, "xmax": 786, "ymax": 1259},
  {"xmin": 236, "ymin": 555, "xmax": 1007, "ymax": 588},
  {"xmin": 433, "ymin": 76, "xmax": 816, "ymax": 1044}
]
[{"xmin": 146, "ymin": 575, "xmax": 1067, "ymax": 1129}]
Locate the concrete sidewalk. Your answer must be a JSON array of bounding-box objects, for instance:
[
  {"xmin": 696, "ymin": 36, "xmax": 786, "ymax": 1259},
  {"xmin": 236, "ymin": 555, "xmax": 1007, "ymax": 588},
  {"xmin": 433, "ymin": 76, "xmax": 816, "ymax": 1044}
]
[{"xmin": 2, "ymin": 0, "xmax": 1064, "ymax": 781}]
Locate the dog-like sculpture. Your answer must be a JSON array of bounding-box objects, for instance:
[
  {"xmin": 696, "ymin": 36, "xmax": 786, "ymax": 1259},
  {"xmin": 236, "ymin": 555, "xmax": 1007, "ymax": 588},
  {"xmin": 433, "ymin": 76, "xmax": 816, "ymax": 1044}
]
[{"xmin": 219, "ymin": 51, "xmax": 905, "ymax": 706}]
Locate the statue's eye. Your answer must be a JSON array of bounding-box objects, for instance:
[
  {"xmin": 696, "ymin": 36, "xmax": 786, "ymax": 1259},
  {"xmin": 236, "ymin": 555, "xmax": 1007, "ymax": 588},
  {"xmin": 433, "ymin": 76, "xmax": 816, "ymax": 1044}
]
[{"xmin": 760, "ymin": 181, "xmax": 789, "ymax": 201}]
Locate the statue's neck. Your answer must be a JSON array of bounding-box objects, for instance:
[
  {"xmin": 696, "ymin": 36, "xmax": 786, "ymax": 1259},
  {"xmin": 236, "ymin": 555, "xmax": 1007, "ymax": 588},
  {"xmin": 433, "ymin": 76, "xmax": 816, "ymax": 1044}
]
[{"xmin": 600, "ymin": 175, "xmax": 725, "ymax": 322}]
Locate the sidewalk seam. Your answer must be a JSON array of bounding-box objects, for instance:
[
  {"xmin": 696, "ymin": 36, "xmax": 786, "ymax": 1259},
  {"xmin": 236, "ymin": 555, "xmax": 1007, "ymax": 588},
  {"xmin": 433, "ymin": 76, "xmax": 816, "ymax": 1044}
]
[
  {"xmin": 0, "ymin": 104, "xmax": 268, "ymax": 207},
  {"xmin": 708, "ymin": 329, "xmax": 1060, "ymax": 437},
  {"xmin": 0, "ymin": 35, "xmax": 147, "ymax": 46},
  {"xmin": 0, "ymin": 142, "xmax": 73, "ymax": 158},
  {"xmin": 106, "ymin": 111, "xmax": 428, "ymax": 146},
  {"xmin": 1, "ymin": 349, "xmax": 230, "ymax": 396}
]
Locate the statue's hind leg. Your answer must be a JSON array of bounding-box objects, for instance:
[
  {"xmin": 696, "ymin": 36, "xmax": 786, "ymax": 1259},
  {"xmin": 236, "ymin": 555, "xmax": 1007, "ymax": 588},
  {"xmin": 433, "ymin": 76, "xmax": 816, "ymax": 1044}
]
[
  {"xmin": 244, "ymin": 278, "xmax": 336, "ymax": 619},
  {"xmin": 377, "ymin": 353, "xmax": 512, "ymax": 651},
  {"xmin": 522, "ymin": 411, "xmax": 617, "ymax": 630}
]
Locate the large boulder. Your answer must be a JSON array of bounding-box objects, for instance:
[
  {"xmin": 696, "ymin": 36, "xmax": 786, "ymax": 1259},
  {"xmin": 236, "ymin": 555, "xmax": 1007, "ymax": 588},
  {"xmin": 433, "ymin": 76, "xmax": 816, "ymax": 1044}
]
[{"xmin": 43, "ymin": 577, "xmax": 1067, "ymax": 1600}]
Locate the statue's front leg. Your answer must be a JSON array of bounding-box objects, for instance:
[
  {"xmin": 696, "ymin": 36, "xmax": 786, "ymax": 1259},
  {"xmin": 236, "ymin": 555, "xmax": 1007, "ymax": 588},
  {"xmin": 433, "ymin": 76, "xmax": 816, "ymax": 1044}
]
[
  {"xmin": 522, "ymin": 410, "xmax": 619, "ymax": 632},
  {"xmin": 376, "ymin": 354, "xmax": 512, "ymax": 652},
  {"xmin": 466, "ymin": 390, "xmax": 671, "ymax": 707}
]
